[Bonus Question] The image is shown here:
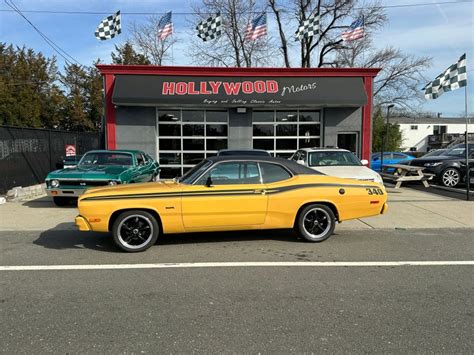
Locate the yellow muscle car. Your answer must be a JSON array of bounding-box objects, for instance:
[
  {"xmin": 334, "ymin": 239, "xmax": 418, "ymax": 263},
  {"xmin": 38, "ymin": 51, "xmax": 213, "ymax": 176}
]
[{"xmin": 75, "ymin": 156, "xmax": 388, "ymax": 252}]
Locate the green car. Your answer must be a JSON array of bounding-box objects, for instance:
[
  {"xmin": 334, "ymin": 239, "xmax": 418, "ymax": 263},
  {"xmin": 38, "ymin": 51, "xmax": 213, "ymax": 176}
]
[{"xmin": 45, "ymin": 150, "xmax": 160, "ymax": 206}]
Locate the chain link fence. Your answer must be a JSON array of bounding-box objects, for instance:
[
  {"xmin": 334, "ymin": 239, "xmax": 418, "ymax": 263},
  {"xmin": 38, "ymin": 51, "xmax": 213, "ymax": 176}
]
[{"xmin": 0, "ymin": 126, "xmax": 100, "ymax": 194}]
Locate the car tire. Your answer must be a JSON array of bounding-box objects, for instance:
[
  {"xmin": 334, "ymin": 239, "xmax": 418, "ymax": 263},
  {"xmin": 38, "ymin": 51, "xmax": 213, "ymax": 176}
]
[
  {"xmin": 440, "ymin": 167, "xmax": 461, "ymax": 187},
  {"xmin": 112, "ymin": 210, "xmax": 159, "ymax": 252},
  {"xmin": 53, "ymin": 197, "xmax": 72, "ymax": 206},
  {"xmin": 296, "ymin": 204, "xmax": 336, "ymax": 242}
]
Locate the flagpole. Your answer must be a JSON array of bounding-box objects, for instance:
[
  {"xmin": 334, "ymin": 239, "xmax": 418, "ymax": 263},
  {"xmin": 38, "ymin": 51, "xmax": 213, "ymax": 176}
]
[{"xmin": 465, "ymin": 84, "xmax": 470, "ymax": 201}]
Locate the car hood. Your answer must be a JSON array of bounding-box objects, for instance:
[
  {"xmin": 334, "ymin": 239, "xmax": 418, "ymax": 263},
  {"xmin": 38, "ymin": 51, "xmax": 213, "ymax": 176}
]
[
  {"xmin": 310, "ymin": 166, "xmax": 381, "ymax": 181},
  {"xmin": 47, "ymin": 165, "xmax": 132, "ymax": 180},
  {"xmin": 411, "ymin": 156, "xmax": 460, "ymax": 164}
]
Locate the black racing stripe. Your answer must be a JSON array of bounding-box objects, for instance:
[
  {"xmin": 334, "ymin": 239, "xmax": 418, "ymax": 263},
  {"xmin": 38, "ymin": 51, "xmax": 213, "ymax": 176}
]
[{"xmin": 81, "ymin": 183, "xmax": 378, "ymax": 201}]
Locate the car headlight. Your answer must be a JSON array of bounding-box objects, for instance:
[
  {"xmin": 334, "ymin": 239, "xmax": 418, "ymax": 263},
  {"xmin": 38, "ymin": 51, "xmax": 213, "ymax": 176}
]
[
  {"xmin": 108, "ymin": 180, "xmax": 118, "ymax": 186},
  {"xmin": 51, "ymin": 179, "xmax": 59, "ymax": 188},
  {"xmin": 424, "ymin": 162, "xmax": 443, "ymax": 167}
]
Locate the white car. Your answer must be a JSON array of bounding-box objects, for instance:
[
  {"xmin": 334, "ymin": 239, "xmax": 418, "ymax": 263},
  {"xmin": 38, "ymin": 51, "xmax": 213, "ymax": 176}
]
[{"xmin": 290, "ymin": 148, "xmax": 384, "ymax": 184}]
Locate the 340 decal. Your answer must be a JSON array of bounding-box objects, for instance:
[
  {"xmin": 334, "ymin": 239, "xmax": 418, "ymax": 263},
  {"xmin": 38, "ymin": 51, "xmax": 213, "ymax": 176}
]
[{"xmin": 366, "ymin": 188, "xmax": 384, "ymax": 195}]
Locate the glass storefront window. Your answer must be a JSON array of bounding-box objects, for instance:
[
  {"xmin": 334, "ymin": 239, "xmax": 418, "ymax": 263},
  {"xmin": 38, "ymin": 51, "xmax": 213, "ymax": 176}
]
[
  {"xmin": 299, "ymin": 138, "xmax": 320, "ymax": 148},
  {"xmin": 160, "ymin": 167, "xmax": 181, "ymax": 179},
  {"xmin": 299, "ymin": 124, "xmax": 320, "ymax": 136},
  {"xmin": 299, "ymin": 111, "xmax": 320, "ymax": 122},
  {"xmin": 276, "ymin": 139, "xmax": 297, "ymax": 150},
  {"xmin": 206, "ymin": 124, "xmax": 228, "ymax": 137},
  {"xmin": 276, "ymin": 124, "xmax": 297, "ymax": 136},
  {"xmin": 253, "ymin": 139, "xmax": 274, "ymax": 150},
  {"xmin": 159, "ymin": 124, "xmax": 181, "ymax": 136},
  {"xmin": 158, "ymin": 110, "xmax": 181, "ymax": 122},
  {"xmin": 206, "ymin": 110, "xmax": 228, "ymax": 122},
  {"xmin": 183, "ymin": 153, "xmax": 205, "ymax": 165},
  {"xmin": 183, "ymin": 139, "xmax": 205, "ymax": 150},
  {"xmin": 182, "ymin": 110, "xmax": 204, "ymax": 122},
  {"xmin": 183, "ymin": 124, "xmax": 205, "ymax": 136},
  {"xmin": 207, "ymin": 139, "xmax": 228, "ymax": 151},
  {"xmin": 253, "ymin": 111, "xmax": 274, "ymax": 122},
  {"xmin": 253, "ymin": 125, "xmax": 274, "ymax": 136},
  {"xmin": 276, "ymin": 111, "xmax": 298, "ymax": 122},
  {"xmin": 159, "ymin": 139, "xmax": 181, "ymax": 150},
  {"xmin": 159, "ymin": 153, "xmax": 181, "ymax": 165}
]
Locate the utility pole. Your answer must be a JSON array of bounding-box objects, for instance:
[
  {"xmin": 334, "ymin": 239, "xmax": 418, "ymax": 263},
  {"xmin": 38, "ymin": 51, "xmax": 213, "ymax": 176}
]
[{"xmin": 380, "ymin": 104, "xmax": 394, "ymax": 171}]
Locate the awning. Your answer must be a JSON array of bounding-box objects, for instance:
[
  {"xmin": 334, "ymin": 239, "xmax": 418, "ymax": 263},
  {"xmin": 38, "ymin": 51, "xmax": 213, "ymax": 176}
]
[{"xmin": 112, "ymin": 74, "xmax": 368, "ymax": 108}]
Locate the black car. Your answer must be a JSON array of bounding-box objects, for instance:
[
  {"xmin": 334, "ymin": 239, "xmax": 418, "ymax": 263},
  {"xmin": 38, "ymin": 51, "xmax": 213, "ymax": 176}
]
[{"xmin": 409, "ymin": 143, "xmax": 474, "ymax": 187}]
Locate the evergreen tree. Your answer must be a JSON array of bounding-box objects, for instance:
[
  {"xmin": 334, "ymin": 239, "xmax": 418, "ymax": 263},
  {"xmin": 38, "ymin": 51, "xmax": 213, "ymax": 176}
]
[
  {"xmin": 372, "ymin": 108, "xmax": 403, "ymax": 152},
  {"xmin": 111, "ymin": 41, "xmax": 150, "ymax": 65}
]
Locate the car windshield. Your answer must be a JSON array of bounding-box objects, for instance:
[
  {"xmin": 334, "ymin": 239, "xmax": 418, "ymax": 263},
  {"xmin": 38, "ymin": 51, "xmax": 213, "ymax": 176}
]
[
  {"xmin": 79, "ymin": 152, "xmax": 134, "ymax": 166},
  {"xmin": 178, "ymin": 159, "xmax": 212, "ymax": 184},
  {"xmin": 308, "ymin": 151, "xmax": 362, "ymax": 166},
  {"xmin": 423, "ymin": 150, "xmax": 446, "ymax": 157},
  {"xmin": 441, "ymin": 148, "xmax": 466, "ymax": 157}
]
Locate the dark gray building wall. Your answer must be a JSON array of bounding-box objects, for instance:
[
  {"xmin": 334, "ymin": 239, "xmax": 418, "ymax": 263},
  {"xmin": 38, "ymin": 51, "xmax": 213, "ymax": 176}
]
[
  {"xmin": 228, "ymin": 108, "xmax": 252, "ymax": 149},
  {"xmin": 115, "ymin": 106, "xmax": 157, "ymax": 159},
  {"xmin": 323, "ymin": 107, "xmax": 362, "ymax": 154}
]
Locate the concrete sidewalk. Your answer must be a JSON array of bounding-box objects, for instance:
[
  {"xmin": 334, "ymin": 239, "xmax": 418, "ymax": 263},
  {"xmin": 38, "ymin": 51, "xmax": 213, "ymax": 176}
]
[{"xmin": 0, "ymin": 188, "xmax": 473, "ymax": 232}]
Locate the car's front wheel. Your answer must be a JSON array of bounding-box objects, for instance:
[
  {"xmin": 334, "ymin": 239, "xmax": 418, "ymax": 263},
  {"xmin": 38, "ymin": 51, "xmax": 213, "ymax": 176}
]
[
  {"xmin": 112, "ymin": 210, "xmax": 159, "ymax": 252},
  {"xmin": 296, "ymin": 204, "xmax": 336, "ymax": 242},
  {"xmin": 440, "ymin": 167, "xmax": 461, "ymax": 187}
]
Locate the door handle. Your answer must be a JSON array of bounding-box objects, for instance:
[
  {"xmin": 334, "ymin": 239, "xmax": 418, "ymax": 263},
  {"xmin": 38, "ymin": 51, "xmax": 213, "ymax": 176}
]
[{"xmin": 254, "ymin": 189, "xmax": 266, "ymax": 195}]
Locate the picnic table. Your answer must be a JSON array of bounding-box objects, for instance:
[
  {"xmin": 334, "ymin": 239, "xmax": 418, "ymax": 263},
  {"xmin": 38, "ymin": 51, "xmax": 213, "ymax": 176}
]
[{"xmin": 380, "ymin": 164, "xmax": 434, "ymax": 189}]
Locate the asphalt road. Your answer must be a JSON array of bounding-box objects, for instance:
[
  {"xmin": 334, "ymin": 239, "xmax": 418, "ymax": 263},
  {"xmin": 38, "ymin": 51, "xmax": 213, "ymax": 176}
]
[{"xmin": 1, "ymin": 228, "xmax": 473, "ymax": 353}]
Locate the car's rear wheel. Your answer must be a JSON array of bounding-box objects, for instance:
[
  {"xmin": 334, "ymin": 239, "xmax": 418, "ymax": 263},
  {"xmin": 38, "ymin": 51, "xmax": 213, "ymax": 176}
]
[
  {"xmin": 296, "ymin": 204, "xmax": 336, "ymax": 242},
  {"xmin": 112, "ymin": 210, "xmax": 159, "ymax": 252},
  {"xmin": 53, "ymin": 197, "xmax": 72, "ymax": 206},
  {"xmin": 440, "ymin": 167, "xmax": 461, "ymax": 187}
]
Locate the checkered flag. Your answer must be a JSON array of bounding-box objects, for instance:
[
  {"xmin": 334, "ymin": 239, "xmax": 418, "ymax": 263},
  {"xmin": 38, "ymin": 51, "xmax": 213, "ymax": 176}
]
[
  {"xmin": 423, "ymin": 54, "xmax": 467, "ymax": 100},
  {"xmin": 95, "ymin": 11, "xmax": 121, "ymax": 41},
  {"xmin": 196, "ymin": 13, "xmax": 222, "ymax": 41},
  {"xmin": 295, "ymin": 11, "xmax": 320, "ymax": 41}
]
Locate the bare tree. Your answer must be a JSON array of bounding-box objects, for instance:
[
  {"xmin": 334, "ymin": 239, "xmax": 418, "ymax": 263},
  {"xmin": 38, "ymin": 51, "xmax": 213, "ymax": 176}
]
[
  {"xmin": 268, "ymin": 0, "xmax": 290, "ymax": 67},
  {"xmin": 336, "ymin": 38, "xmax": 432, "ymax": 109},
  {"xmin": 129, "ymin": 16, "xmax": 178, "ymax": 66},
  {"xmin": 189, "ymin": 0, "xmax": 276, "ymax": 67},
  {"xmin": 269, "ymin": 0, "xmax": 386, "ymax": 67}
]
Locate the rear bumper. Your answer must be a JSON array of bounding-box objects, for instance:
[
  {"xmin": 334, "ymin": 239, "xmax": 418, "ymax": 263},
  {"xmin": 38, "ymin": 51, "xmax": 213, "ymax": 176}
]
[
  {"xmin": 75, "ymin": 215, "xmax": 92, "ymax": 231},
  {"xmin": 381, "ymin": 203, "xmax": 389, "ymax": 214},
  {"xmin": 46, "ymin": 188, "xmax": 84, "ymax": 197}
]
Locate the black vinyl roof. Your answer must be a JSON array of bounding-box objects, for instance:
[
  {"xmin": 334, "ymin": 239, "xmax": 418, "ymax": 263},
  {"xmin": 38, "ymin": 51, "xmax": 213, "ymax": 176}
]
[{"xmin": 206, "ymin": 155, "xmax": 322, "ymax": 175}]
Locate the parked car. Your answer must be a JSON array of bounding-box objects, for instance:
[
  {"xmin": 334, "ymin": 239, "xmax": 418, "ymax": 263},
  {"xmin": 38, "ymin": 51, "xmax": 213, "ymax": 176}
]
[
  {"xmin": 75, "ymin": 156, "xmax": 388, "ymax": 252},
  {"xmin": 371, "ymin": 152, "xmax": 415, "ymax": 171},
  {"xmin": 217, "ymin": 149, "xmax": 271, "ymax": 156},
  {"xmin": 409, "ymin": 143, "xmax": 474, "ymax": 187},
  {"xmin": 55, "ymin": 155, "xmax": 83, "ymax": 169},
  {"xmin": 290, "ymin": 148, "xmax": 383, "ymax": 184},
  {"xmin": 422, "ymin": 149, "xmax": 448, "ymax": 158},
  {"xmin": 46, "ymin": 150, "xmax": 159, "ymax": 206}
]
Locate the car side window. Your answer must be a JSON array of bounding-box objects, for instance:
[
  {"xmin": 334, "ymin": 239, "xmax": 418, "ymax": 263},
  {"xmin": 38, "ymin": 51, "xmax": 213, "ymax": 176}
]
[
  {"xmin": 196, "ymin": 162, "xmax": 261, "ymax": 185},
  {"xmin": 260, "ymin": 163, "xmax": 292, "ymax": 183},
  {"xmin": 135, "ymin": 152, "xmax": 145, "ymax": 166}
]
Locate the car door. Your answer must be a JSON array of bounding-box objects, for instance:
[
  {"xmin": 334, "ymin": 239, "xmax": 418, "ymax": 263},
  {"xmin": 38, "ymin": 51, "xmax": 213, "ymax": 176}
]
[
  {"xmin": 133, "ymin": 152, "xmax": 150, "ymax": 182},
  {"xmin": 181, "ymin": 161, "xmax": 268, "ymax": 229}
]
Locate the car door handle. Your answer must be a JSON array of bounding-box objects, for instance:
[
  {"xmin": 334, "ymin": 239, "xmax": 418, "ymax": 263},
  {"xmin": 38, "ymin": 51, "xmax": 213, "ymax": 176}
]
[{"xmin": 254, "ymin": 189, "xmax": 266, "ymax": 195}]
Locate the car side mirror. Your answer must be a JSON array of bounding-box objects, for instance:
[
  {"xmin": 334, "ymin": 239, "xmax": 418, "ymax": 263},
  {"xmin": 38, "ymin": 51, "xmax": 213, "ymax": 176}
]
[
  {"xmin": 296, "ymin": 159, "xmax": 305, "ymax": 165},
  {"xmin": 361, "ymin": 159, "xmax": 369, "ymax": 166},
  {"xmin": 205, "ymin": 176, "xmax": 213, "ymax": 187}
]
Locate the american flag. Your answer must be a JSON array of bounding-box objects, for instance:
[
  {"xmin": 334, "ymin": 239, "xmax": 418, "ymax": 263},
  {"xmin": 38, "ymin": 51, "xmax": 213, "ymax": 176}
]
[
  {"xmin": 245, "ymin": 13, "xmax": 267, "ymax": 41},
  {"xmin": 157, "ymin": 11, "xmax": 173, "ymax": 40},
  {"xmin": 342, "ymin": 18, "xmax": 364, "ymax": 41}
]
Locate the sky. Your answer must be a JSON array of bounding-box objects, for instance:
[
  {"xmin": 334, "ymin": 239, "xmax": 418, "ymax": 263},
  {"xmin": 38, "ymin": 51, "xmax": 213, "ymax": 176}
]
[{"xmin": 0, "ymin": 0, "xmax": 473, "ymax": 117}]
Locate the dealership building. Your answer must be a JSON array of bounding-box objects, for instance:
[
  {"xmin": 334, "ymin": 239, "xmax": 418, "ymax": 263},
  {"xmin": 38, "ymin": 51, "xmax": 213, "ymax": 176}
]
[{"xmin": 97, "ymin": 65, "xmax": 380, "ymax": 178}]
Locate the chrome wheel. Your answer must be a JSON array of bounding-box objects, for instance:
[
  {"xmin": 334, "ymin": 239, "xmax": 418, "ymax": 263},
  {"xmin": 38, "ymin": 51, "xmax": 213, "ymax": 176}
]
[
  {"xmin": 117, "ymin": 215, "xmax": 154, "ymax": 250},
  {"xmin": 302, "ymin": 207, "xmax": 332, "ymax": 239},
  {"xmin": 441, "ymin": 168, "xmax": 460, "ymax": 187}
]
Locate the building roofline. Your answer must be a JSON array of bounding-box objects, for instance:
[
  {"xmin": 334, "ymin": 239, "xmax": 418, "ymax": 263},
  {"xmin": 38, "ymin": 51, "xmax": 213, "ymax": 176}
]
[{"xmin": 96, "ymin": 64, "xmax": 381, "ymax": 78}]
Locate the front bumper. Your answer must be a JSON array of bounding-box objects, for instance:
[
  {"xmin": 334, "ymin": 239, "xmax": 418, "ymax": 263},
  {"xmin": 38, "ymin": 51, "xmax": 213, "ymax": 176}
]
[
  {"xmin": 75, "ymin": 215, "xmax": 92, "ymax": 231},
  {"xmin": 46, "ymin": 188, "xmax": 85, "ymax": 197}
]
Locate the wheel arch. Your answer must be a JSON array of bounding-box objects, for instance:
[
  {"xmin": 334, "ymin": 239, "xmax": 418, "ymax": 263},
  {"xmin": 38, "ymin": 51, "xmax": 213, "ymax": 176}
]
[
  {"xmin": 108, "ymin": 208, "xmax": 163, "ymax": 233},
  {"xmin": 294, "ymin": 201, "xmax": 340, "ymax": 228}
]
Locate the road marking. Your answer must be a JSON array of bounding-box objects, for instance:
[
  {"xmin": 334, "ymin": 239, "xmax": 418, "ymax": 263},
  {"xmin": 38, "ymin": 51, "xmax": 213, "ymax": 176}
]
[{"xmin": 1, "ymin": 261, "xmax": 473, "ymax": 271}]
